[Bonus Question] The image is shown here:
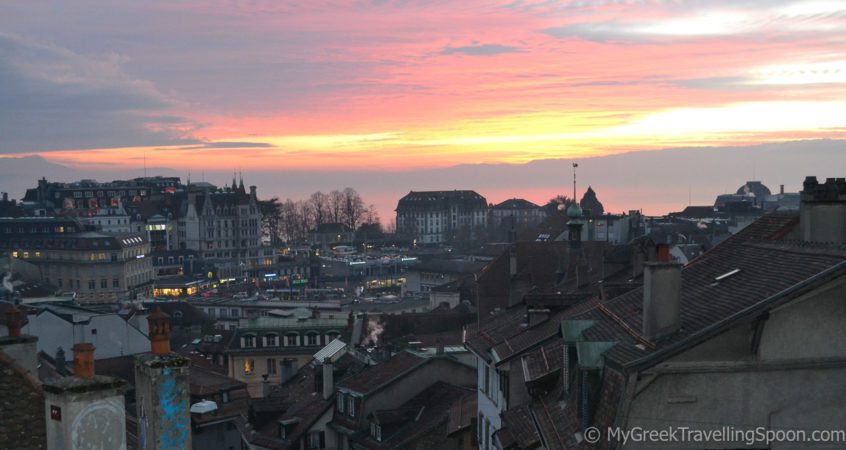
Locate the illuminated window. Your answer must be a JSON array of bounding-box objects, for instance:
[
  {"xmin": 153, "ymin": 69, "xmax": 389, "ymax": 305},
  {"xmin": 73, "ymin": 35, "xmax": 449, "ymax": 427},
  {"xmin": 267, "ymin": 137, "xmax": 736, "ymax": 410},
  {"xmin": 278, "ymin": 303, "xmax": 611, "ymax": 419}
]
[
  {"xmin": 22, "ymin": 252, "xmax": 29, "ymax": 259},
  {"xmin": 244, "ymin": 359, "xmax": 255, "ymax": 375},
  {"xmin": 98, "ymin": 253, "xmax": 106, "ymax": 260},
  {"xmin": 11, "ymin": 251, "xmax": 18, "ymax": 258}
]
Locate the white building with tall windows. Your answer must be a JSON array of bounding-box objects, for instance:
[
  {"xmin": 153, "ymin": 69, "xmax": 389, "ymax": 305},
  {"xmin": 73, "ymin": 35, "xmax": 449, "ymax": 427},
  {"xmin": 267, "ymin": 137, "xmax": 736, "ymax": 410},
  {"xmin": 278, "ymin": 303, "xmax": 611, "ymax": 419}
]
[{"xmin": 395, "ymin": 190, "xmax": 488, "ymax": 244}]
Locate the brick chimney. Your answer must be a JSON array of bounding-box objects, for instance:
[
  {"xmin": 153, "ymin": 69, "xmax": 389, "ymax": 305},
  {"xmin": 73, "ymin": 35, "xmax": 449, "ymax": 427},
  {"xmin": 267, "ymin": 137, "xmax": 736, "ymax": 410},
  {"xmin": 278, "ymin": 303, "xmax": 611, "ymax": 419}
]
[
  {"xmin": 800, "ymin": 176, "xmax": 846, "ymax": 244},
  {"xmin": 5, "ymin": 306, "xmax": 22, "ymax": 337},
  {"xmin": 148, "ymin": 307, "xmax": 172, "ymax": 354},
  {"xmin": 642, "ymin": 262, "xmax": 683, "ymax": 340},
  {"xmin": 1, "ymin": 305, "xmax": 38, "ymax": 376},
  {"xmin": 72, "ymin": 343, "xmax": 96, "ymax": 380}
]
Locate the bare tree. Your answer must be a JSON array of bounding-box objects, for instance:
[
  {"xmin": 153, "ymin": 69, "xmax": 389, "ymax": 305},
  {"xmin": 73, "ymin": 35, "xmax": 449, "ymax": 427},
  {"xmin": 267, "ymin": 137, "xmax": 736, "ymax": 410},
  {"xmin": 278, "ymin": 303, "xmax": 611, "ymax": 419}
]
[
  {"xmin": 308, "ymin": 191, "xmax": 329, "ymax": 227},
  {"xmin": 341, "ymin": 187, "xmax": 365, "ymax": 230},
  {"xmin": 328, "ymin": 190, "xmax": 344, "ymax": 224}
]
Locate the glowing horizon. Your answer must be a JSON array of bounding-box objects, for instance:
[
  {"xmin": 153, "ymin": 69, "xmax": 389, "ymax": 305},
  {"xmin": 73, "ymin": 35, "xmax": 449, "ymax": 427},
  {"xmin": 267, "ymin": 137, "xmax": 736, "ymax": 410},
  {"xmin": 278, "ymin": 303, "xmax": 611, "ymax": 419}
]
[{"xmin": 2, "ymin": 1, "xmax": 846, "ymax": 174}]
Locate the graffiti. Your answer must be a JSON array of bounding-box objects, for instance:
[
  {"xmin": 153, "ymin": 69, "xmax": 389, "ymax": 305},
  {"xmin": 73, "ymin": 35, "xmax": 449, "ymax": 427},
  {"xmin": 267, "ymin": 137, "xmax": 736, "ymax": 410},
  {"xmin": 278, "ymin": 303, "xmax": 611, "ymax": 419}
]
[
  {"xmin": 158, "ymin": 367, "xmax": 189, "ymax": 450},
  {"xmin": 71, "ymin": 399, "xmax": 125, "ymax": 450}
]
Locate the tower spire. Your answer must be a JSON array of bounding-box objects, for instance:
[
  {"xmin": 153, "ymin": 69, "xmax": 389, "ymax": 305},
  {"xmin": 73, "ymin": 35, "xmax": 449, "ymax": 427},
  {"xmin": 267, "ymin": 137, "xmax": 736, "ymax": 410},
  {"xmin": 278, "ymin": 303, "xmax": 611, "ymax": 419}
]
[{"xmin": 572, "ymin": 162, "xmax": 579, "ymax": 202}]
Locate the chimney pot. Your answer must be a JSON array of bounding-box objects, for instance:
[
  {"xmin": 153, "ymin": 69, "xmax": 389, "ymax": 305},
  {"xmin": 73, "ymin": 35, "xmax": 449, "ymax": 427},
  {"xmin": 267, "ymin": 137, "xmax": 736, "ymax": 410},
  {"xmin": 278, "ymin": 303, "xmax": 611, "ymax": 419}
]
[
  {"xmin": 148, "ymin": 307, "xmax": 172, "ymax": 355},
  {"xmin": 657, "ymin": 244, "xmax": 671, "ymax": 263},
  {"xmin": 55, "ymin": 347, "xmax": 66, "ymax": 374},
  {"xmin": 73, "ymin": 343, "xmax": 96, "ymax": 379},
  {"xmin": 5, "ymin": 306, "xmax": 23, "ymax": 337}
]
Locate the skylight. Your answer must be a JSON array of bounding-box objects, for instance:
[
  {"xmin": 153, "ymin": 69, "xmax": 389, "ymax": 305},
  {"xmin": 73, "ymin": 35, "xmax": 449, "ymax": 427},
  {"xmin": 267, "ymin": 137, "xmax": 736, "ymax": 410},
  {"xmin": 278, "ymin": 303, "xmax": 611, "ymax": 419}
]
[{"xmin": 714, "ymin": 268, "xmax": 741, "ymax": 282}]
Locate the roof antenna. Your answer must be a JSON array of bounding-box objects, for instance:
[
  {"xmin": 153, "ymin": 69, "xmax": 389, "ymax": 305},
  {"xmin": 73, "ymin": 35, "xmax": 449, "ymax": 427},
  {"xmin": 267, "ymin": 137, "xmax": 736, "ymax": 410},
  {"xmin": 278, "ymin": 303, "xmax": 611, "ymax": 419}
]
[
  {"xmin": 572, "ymin": 162, "xmax": 579, "ymax": 202},
  {"xmin": 143, "ymin": 148, "xmax": 147, "ymax": 178}
]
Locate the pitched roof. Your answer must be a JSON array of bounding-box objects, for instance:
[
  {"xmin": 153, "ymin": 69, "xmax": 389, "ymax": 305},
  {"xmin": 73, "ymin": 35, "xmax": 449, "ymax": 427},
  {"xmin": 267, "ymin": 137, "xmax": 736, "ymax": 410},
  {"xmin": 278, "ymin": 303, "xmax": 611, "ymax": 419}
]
[
  {"xmin": 0, "ymin": 349, "xmax": 46, "ymax": 449},
  {"xmin": 357, "ymin": 382, "xmax": 475, "ymax": 450},
  {"xmin": 492, "ymin": 198, "xmax": 541, "ymax": 210},
  {"xmin": 337, "ymin": 351, "xmax": 427, "ymax": 395},
  {"xmin": 573, "ymin": 212, "xmax": 846, "ymax": 368}
]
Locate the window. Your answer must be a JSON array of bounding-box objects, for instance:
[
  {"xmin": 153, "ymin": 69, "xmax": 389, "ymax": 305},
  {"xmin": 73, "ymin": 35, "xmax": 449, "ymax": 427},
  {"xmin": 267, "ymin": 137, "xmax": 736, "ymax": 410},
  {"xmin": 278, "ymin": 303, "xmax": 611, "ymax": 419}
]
[
  {"xmin": 101, "ymin": 279, "xmax": 108, "ymax": 289},
  {"xmin": 370, "ymin": 422, "xmax": 382, "ymax": 441},
  {"xmin": 285, "ymin": 334, "xmax": 298, "ymax": 347},
  {"xmin": 242, "ymin": 335, "xmax": 256, "ymax": 348},
  {"xmin": 336, "ymin": 392, "xmax": 345, "ymax": 413},
  {"xmin": 88, "ymin": 280, "xmax": 96, "ymax": 290},
  {"xmin": 113, "ymin": 278, "xmax": 120, "ymax": 288},
  {"xmin": 244, "ymin": 359, "xmax": 255, "ymax": 375},
  {"xmin": 231, "ymin": 308, "xmax": 239, "ymax": 318},
  {"xmin": 347, "ymin": 396, "xmax": 357, "ymax": 417},
  {"xmin": 307, "ymin": 333, "xmax": 318, "ymax": 346},
  {"xmin": 266, "ymin": 358, "xmax": 277, "ymax": 374},
  {"xmin": 264, "ymin": 334, "xmax": 278, "ymax": 347},
  {"xmin": 307, "ymin": 431, "xmax": 325, "ymax": 449},
  {"xmin": 221, "ymin": 391, "xmax": 230, "ymax": 403}
]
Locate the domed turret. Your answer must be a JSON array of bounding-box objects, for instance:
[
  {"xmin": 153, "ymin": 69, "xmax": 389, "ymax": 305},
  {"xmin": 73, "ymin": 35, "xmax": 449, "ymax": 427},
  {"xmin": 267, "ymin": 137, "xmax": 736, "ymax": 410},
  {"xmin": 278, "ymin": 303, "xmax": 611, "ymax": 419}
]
[{"xmin": 566, "ymin": 203, "xmax": 583, "ymax": 219}]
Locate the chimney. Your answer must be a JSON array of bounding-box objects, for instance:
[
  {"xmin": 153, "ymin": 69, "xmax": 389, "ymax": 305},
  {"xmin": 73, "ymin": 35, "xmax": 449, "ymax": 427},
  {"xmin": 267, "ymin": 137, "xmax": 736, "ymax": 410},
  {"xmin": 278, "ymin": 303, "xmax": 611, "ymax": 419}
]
[
  {"xmin": 6, "ymin": 306, "xmax": 23, "ymax": 337},
  {"xmin": 261, "ymin": 374, "xmax": 271, "ymax": 398},
  {"xmin": 322, "ymin": 360, "xmax": 334, "ymax": 400},
  {"xmin": 642, "ymin": 262, "xmax": 682, "ymax": 340},
  {"xmin": 72, "ymin": 343, "xmax": 95, "ymax": 379},
  {"xmin": 800, "ymin": 176, "xmax": 846, "ymax": 244},
  {"xmin": 780, "ymin": 184, "xmax": 785, "ymax": 195},
  {"xmin": 435, "ymin": 338, "xmax": 445, "ymax": 356},
  {"xmin": 55, "ymin": 347, "xmax": 67, "ymax": 375},
  {"xmin": 134, "ymin": 308, "xmax": 192, "ymax": 450},
  {"xmin": 657, "ymin": 244, "xmax": 671, "ymax": 263},
  {"xmin": 0, "ymin": 305, "xmax": 38, "ymax": 376},
  {"xmin": 148, "ymin": 307, "xmax": 172, "ymax": 354}
]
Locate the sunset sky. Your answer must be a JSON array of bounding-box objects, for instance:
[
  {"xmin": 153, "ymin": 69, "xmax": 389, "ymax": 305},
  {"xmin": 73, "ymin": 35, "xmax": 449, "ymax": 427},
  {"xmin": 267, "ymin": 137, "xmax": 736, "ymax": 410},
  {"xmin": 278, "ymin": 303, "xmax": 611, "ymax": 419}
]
[{"xmin": 2, "ymin": 1, "xmax": 846, "ymax": 215}]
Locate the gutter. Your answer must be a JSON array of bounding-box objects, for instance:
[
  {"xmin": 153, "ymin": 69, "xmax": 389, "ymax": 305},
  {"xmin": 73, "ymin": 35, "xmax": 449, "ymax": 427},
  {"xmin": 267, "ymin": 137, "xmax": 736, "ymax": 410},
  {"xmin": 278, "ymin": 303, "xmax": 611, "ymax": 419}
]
[{"xmin": 624, "ymin": 260, "xmax": 846, "ymax": 372}]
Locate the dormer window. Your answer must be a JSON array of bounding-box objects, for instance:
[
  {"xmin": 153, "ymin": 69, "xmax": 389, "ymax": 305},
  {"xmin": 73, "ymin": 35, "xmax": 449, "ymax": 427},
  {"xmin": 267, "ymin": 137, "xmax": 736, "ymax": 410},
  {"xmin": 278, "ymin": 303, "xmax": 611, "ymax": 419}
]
[
  {"xmin": 264, "ymin": 333, "xmax": 279, "ymax": 347},
  {"xmin": 370, "ymin": 422, "xmax": 382, "ymax": 442},
  {"xmin": 242, "ymin": 334, "xmax": 257, "ymax": 348}
]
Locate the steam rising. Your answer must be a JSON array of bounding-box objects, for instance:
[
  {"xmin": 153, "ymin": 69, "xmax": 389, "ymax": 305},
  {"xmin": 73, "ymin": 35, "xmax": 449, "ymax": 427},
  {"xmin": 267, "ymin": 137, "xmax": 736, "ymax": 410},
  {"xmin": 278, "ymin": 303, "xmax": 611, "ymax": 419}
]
[
  {"xmin": 2, "ymin": 272, "xmax": 12, "ymax": 295},
  {"xmin": 363, "ymin": 319, "xmax": 384, "ymax": 346}
]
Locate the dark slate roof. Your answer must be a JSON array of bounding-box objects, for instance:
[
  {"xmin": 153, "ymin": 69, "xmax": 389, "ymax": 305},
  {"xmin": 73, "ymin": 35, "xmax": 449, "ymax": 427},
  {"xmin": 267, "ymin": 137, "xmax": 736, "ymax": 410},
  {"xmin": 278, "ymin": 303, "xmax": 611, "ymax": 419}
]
[
  {"xmin": 521, "ymin": 339, "xmax": 564, "ymax": 383},
  {"xmin": 0, "ymin": 349, "xmax": 46, "ymax": 449},
  {"xmin": 573, "ymin": 212, "xmax": 846, "ymax": 368},
  {"xmin": 406, "ymin": 259, "xmax": 487, "ymax": 275},
  {"xmin": 337, "ymin": 351, "xmax": 426, "ymax": 395},
  {"xmin": 253, "ymin": 353, "xmax": 367, "ymax": 449},
  {"xmin": 396, "ymin": 190, "xmax": 487, "ymax": 211},
  {"xmin": 356, "ymin": 382, "xmax": 475, "ymax": 450},
  {"xmin": 492, "ymin": 198, "xmax": 541, "ymax": 210},
  {"xmin": 190, "ymin": 365, "xmax": 246, "ymax": 396},
  {"xmin": 497, "ymin": 405, "xmax": 541, "ymax": 449},
  {"xmin": 671, "ymin": 205, "xmax": 718, "ymax": 218},
  {"xmin": 446, "ymin": 391, "xmax": 477, "ymax": 435}
]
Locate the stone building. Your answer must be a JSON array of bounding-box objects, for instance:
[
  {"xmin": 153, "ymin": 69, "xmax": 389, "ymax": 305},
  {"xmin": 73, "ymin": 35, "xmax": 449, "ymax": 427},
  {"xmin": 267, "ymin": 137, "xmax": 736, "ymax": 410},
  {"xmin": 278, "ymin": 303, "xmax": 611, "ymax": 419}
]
[
  {"xmin": 0, "ymin": 217, "xmax": 153, "ymax": 304},
  {"xmin": 396, "ymin": 190, "xmax": 488, "ymax": 244},
  {"xmin": 222, "ymin": 310, "xmax": 351, "ymax": 397},
  {"xmin": 180, "ymin": 178, "xmax": 264, "ymax": 272},
  {"xmin": 489, "ymin": 198, "xmax": 546, "ymax": 231}
]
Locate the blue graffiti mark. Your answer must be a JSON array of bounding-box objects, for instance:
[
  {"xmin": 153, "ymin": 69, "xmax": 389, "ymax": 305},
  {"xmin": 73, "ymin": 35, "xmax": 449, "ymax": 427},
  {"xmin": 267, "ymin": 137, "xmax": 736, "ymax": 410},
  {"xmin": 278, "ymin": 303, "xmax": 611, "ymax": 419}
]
[{"xmin": 159, "ymin": 367, "xmax": 189, "ymax": 450}]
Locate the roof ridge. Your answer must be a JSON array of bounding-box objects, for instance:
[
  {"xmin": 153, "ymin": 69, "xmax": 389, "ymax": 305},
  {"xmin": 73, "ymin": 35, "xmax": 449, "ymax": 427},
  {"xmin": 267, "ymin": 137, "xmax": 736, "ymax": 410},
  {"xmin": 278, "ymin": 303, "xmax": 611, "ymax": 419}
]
[{"xmin": 595, "ymin": 299, "xmax": 656, "ymax": 350}]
